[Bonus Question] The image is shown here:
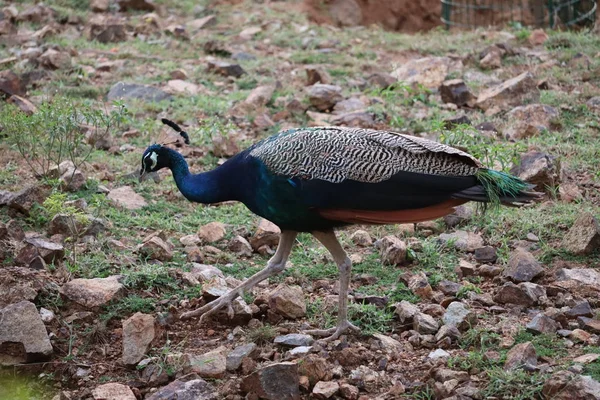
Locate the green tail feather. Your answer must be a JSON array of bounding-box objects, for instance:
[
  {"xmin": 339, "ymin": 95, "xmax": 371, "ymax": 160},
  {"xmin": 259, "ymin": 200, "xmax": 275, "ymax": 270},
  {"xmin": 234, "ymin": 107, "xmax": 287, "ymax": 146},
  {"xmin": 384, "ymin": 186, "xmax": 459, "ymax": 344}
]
[{"xmin": 475, "ymin": 169, "xmax": 531, "ymax": 209}]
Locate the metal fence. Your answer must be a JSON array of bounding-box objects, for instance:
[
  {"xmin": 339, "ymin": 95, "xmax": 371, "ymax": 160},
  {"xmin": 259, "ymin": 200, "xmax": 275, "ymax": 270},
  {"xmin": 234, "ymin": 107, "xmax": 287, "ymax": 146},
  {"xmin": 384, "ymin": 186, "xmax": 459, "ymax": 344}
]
[{"xmin": 441, "ymin": 0, "xmax": 597, "ymax": 29}]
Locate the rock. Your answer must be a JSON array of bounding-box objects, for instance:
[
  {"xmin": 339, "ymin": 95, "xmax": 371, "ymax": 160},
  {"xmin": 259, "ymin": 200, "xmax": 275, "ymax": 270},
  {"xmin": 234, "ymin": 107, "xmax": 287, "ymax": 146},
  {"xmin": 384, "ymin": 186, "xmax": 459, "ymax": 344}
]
[
  {"xmin": 201, "ymin": 277, "xmax": 228, "ymax": 300},
  {"xmin": 117, "ymin": 0, "xmax": 156, "ymax": 11},
  {"xmin": 587, "ymin": 96, "xmax": 600, "ymax": 109},
  {"xmin": 207, "ymin": 61, "xmax": 245, "ymax": 78},
  {"xmin": 440, "ymin": 79, "xmax": 474, "ymax": 106},
  {"xmin": 7, "ymin": 95, "xmax": 37, "ymax": 115},
  {"xmin": 519, "ymin": 282, "xmax": 546, "ymax": 303},
  {"xmin": 107, "ymin": 186, "xmax": 147, "ymax": 210},
  {"xmin": 0, "ymin": 70, "xmax": 23, "ymax": 97},
  {"xmin": 578, "ymin": 317, "xmax": 600, "ymax": 334},
  {"xmin": 137, "ymin": 236, "xmax": 173, "ymax": 261},
  {"xmin": 562, "ymin": 213, "xmax": 600, "ymax": 255},
  {"xmin": 249, "ymin": 219, "xmax": 280, "ymax": 250},
  {"xmin": 510, "ymin": 151, "xmax": 560, "ymax": 192},
  {"xmin": 188, "ymin": 264, "xmax": 224, "ymax": 282},
  {"xmin": 379, "ymin": 235, "xmax": 407, "ymax": 265},
  {"xmin": 504, "ymin": 248, "xmax": 544, "ymax": 283},
  {"xmin": 198, "ymin": 222, "xmax": 226, "ymax": 243},
  {"xmin": 339, "ymin": 383, "xmax": 360, "ymax": 400},
  {"xmin": 241, "ymin": 362, "xmax": 300, "ymax": 400},
  {"xmin": 504, "ymin": 342, "xmax": 537, "ymax": 371},
  {"xmin": 228, "ymin": 235, "xmax": 253, "ymax": 257},
  {"xmin": 60, "ymin": 167, "xmax": 86, "ymax": 192},
  {"xmin": 306, "ymin": 66, "xmax": 332, "ymax": 85},
  {"xmin": 427, "ymin": 348, "xmax": 451, "ymax": 360},
  {"xmin": 274, "ymin": 334, "xmax": 314, "ymax": 347},
  {"xmin": 414, "ymin": 312, "xmax": 439, "ymax": 334},
  {"xmin": 493, "ymin": 282, "xmax": 535, "ymax": 306},
  {"xmin": 331, "ymin": 111, "xmax": 375, "ymax": 128},
  {"xmin": 166, "ymin": 79, "xmax": 200, "ymax": 95},
  {"xmin": 48, "ymin": 213, "xmax": 90, "ymax": 236},
  {"xmin": 8, "ymin": 185, "xmax": 49, "ymax": 216},
  {"xmin": 372, "ymin": 334, "xmax": 403, "ymax": 352},
  {"xmin": 333, "ymin": 97, "xmax": 366, "ymax": 114},
  {"xmin": 92, "ymin": 383, "xmax": 136, "ymax": 400},
  {"xmin": 438, "ymin": 231, "xmax": 484, "ymax": 252},
  {"xmin": 408, "ymin": 272, "xmax": 433, "ymax": 299},
  {"xmin": 573, "ymin": 354, "xmax": 600, "ymax": 364},
  {"xmin": 39, "ymin": 308, "xmax": 54, "ymax": 323},
  {"xmin": 180, "ymin": 234, "xmax": 201, "ymax": 247},
  {"xmin": 526, "ymin": 314, "xmax": 559, "ymax": 334},
  {"xmin": 60, "ymin": 275, "xmax": 123, "ymax": 308},
  {"xmin": 186, "ymin": 348, "xmax": 227, "ymax": 379},
  {"xmin": 542, "ymin": 371, "xmax": 600, "ymax": 400},
  {"xmin": 122, "ymin": 313, "xmax": 155, "ymax": 365},
  {"xmin": 147, "ymin": 375, "xmax": 217, "ymax": 400},
  {"xmin": 529, "ymin": 29, "xmax": 549, "ymax": 45},
  {"xmin": 16, "ymin": 237, "xmax": 64, "ymax": 266},
  {"xmin": 107, "ymin": 82, "xmax": 171, "ymax": 102},
  {"xmin": 218, "ymin": 297, "xmax": 252, "ymax": 325},
  {"xmin": 395, "ymin": 300, "xmax": 419, "ymax": 324},
  {"xmin": 443, "ymin": 205, "xmax": 473, "ymax": 227},
  {"xmin": 569, "ymin": 329, "xmax": 592, "ymax": 343},
  {"xmin": 307, "ymin": 84, "xmax": 343, "ymax": 111},
  {"xmin": 313, "ymin": 381, "xmax": 339, "ymax": 399},
  {"xmin": 0, "ymin": 190, "xmax": 14, "ymax": 207},
  {"xmin": 435, "ymin": 324, "xmax": 461, "ymax": 342},
  {"xmin": 299, "ymin": 355, "xmax": 333, "ymax": 386},
  {"xmin": 39, "ymin": 49, "xmax": 71, "ymax": 70},
  {"xmin": 243, "ymin": 84, "xmax": 275, "ymax": 109},
  {"xmin": 480, "ymin": 50, "xmax": 502, "ymax": 69},
  {"xmin": 226, "ymin": 343, "xmax": 257, "ymax": 371},
  {"xmin": 566, "ymin": 301, "xmax": 594, "ymax": 318},
  {"xmin": 0, "ymin": 301, "xmax": 53, "ymax": 365},
  {"xmin": 474, "ymin": 246, "xmax": 497, "ymax": 263},
  {"xmin": 443, "ymin": 302, "xmax": 477, "ymax": 331},
  {"xmin": 268, "ymin": 284, "xmax": 306, "ymax": 319},
  {"xmin": 329, "ymin": 0, "xmax": 362, "ymax": 26},
  {"xmin": 476, "ymin": 72, "xmax": 539, "ymax": 112},
  {"xmin": 350, "ymin": 230, "xmax": 372, "ymax": 247},
  {"xmin": 504, "ymin": 104, "xmax": 559, "ymax": 140},
  {"xmin": 391, "ymin": 57, "xmax": 461, "ymax": 89},
  {"xmin": 366, "ymin": 72, "xmax": 396, "ymax": 89},
  {"xmin": 188, "ymin": 15, "xmax": 216, "ymax": 31},
  {"xmin": 438, "ymin": 280, "xmax": 462, "ymax": 296},
  {"xmin": 90, "ymin": 0, "xmax": 109, "ymax": 12},
  {"xmin": 556, "ymin": 268, "xmax": 600, "ymax": 287},
  {"xmin": 89, "ymin": 16, "xmax": 127, "ymax": 43}
]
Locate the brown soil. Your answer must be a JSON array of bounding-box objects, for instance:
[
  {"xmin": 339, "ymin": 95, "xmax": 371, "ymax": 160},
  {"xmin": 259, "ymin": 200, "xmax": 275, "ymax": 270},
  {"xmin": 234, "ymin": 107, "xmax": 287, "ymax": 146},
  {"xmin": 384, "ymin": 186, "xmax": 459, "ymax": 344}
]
[{"xmin": 304, "ymin": 0, "xmax": 442, "ymax": 32}]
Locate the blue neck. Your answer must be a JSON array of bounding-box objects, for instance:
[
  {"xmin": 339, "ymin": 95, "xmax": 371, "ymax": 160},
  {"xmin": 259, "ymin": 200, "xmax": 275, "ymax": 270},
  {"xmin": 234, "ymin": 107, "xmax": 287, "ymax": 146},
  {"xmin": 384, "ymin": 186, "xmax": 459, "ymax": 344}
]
[{"xmin": 166, "ymin": 148, "xmax": 233, "ymax": 204}]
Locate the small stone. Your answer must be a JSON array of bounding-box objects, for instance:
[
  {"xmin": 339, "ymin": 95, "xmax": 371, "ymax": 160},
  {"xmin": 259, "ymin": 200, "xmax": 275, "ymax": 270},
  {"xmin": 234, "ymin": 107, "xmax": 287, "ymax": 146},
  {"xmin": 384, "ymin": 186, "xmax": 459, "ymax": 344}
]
[
  {"xmin": 60, "ymin": 276, "xmax": 123, "ymax": 308},
  {"xmin": 438, "ymin": 280, "xmax": 462, "ymax": 296},
  {"xmin": 189, "ymin": 263, "xmax": 224, "ymax": 282},
  {"xmin": 526, "ymin": 314, "xmax": 559, "ymax": 335},
  {"xmin": 0, "ymin": 301, "xmax": 53, "ymax": 365},
  {"xmin": 92, "ymin": 383, "xmax": 136, "ymax": 400},
  {"xmin": 166, "ymin": 79, "xmax": 200, "ymax": 95},
  {"xmin": 107, "ymin": 82, "xmax": 171, "ymax": 102},
  {"xmin": 414, "ymin": 312, "xmax": 439, "ymax": 334},
  {"xmin": 180, "ymin": 234, "xmax": 201, "ymax": 247},
  {"xmin": 427, "ymin": 348, "xmax": 451, "ymax": 360},
  {"xmin": 529, "ymin": 29, "xmax": 549, "ymax": 45},
  {"xmin": 7, "ymin": 95, "xmax": 37, "ymax": 115},
  {"xmin": 391, "ymin": 57, "xmax": 460, "ymax": 89},
  {"xmin": 188, "ymin": 15, "xmax": 217, "ymax": 30},
  {"xmin": 438, "ymin": 231, "xmax": 484, "ymax": 252},
  {"xmin": 480, "ymin": 50, "xmax": 502, "ymax": 69},
  {"xmin": 474, "ymin": 246, "xmax": 497, "ymax": 264},
  {"xmin": 198, "ymin": 222, "xmax": 226, "ymax": 243},
  {"xmin": 519, "ymin": 282, "xmax": 546, "ymax": 303},
  {"xmin": 207, "ymin": 61, "xmax": 245, "ymax": 78},
  {"xmin": 350, "ymin": 230, "xmax": 372, "ymax": 247},
  {"xmin": 333, "ymin": 97, "xmax": 366, "ymax": 115},
  {"xmin": 17, "ymin": 237, "xmax": 64, "ymax": 266},
  {"xmin": 312, "ymin": 381, "xmax": 339, "ymax": 399},
  {"xmin": 226, "ymin": 343, "xmax": 257, "ymax": 371},
  {"xmin": 107, "ymin": 186, "xmax": 147, "ymax": 210},
  {"xmin": 395, "ymin": 300, "xmax": 419, "ymax": 324},
  {"xmin": 493, "ymin": 282, "xmax": 535, "ymax": 306},
  {"xmin": 504, "ymin": 342, "xmax": 537, "ymax": 371},
  {"xmin": 504, "ymin": 104, "xmax": 559, "ymax": 140},
  {"xmin": 476, "ymin": 72, "xmax": 539, "ymax": 112},
  {"xmin": 379, "ymin": 235, "xmax": 407, "ymax": 265},
  {"xmin": 573, "ymin": 354, "xmax": 600, "ymax": 364},
  {"xmin": 228, "ymin": 235, "xmax": 253, "ymax": 257},
  {"xmin": 578, "ymin": 317, "xmax": 600, "ymax": 334},
  {"xmin": 435, "ymin": 324, "xmax": 461, "ymax": 342},
  {"xmin": 504, "ymin": 248, "xmax": 544, "ymax": 283},
  {"xmin": 137, "ymin": 236, "xmax": 173, "ymax": 261},
  {"xmin": 339, "ymin": 383, "xmax": 359, "ymax": 400},
  {"xmin": 8, "ymin": 185, "xmax": 49, "ymax": 216},
  {"xmin": 510, "ymin": 151, "xmax": 560, "ymax": 192},
  {"xmin": 39, "ymin": 307, "xmax": 54, "ymax": 323},
  {"xmin": 478, "ymin": 264, "xmax": 503, "ymax": 277},
  {"xmin": 249, "ymin": 219, "xmax": 280, "ymax": 250},
  {"xmin": 305, "ymin": 66, "xmax": 331, "ymax": 85},
  {"xmin": 569, "ymin": 329, "xmax": 592, "ymax": 343},
  {"xmin": 408, "ymin": 272, "xmax": 433, "ymax": 299},
  {"xmin": 562, "ymin": 213, "xmax": 600, "ymax": 255},
  {"xmin": 440, "ymin": 79, "xmax": 474, "ymax": 106},
  {"xmin": 332, "ymin": 111, "xmax": 375, "ymax": 128},
  {"xmin": 307, "ymin": 83, "xmax": 343, "ymax": 111},
  {"xmin": 542, "ymin": 371, "xmax": 600, "ymax": 400},
  {"xmin": 241, "ymin": 362, "xmax": 300, "ymax": 400},
  {"xmin": 457, "ymin": 259, "xmax": 476, "ymax": 278},
  {"xmin": 186, "ymin": 348, "xmax": 227, "ymax": 379},
  {"xmin": 298, "ymin": 355, "xmax": 332, "ymax": 386},
  {"xmin": 274, "ymin": 334, "xmax": 314, "ymax": 347},
  {"xmin": 556, "ymin": 268, "xmax": 600, "ymax": 287},
  {"xmin": 146, "ymin": 376, "xmax": 218, "ymax": 400},
  {"xmin": 288, "ymin": 346, "xmax": 312, "ymax": 356},
  {"xmin": 268, "ymin": 284, "xmax": 306, "ymax": 319},
  {"xmin": 566, "ymin": 301, "xmax": 593, "ymax": 318},
  {"xmin": 442, "ymin": 302, "xmax": 477, "ymax": 331},
  {"xmin": 39, "ymin": 49, "xmax": 71, "ymax": 70},
  {"xmin": 123, "ymin": 312, "xmax": 155, "ymax": 365}
]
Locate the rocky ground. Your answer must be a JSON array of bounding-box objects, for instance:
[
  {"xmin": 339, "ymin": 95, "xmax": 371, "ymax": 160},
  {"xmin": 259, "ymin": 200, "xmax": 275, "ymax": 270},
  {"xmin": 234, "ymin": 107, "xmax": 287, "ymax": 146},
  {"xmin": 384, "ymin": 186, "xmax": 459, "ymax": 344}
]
[{"xmin": 1, "ymin": 1, "xmax": 600, "ymax": 399}]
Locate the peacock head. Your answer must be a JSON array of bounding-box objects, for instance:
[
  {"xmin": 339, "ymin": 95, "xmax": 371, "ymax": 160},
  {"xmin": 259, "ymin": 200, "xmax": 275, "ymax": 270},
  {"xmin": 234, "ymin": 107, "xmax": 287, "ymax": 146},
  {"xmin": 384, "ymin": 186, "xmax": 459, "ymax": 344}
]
[{"xmin": 139, "ymin": 144, "xmax": 169, "ymax": 182}]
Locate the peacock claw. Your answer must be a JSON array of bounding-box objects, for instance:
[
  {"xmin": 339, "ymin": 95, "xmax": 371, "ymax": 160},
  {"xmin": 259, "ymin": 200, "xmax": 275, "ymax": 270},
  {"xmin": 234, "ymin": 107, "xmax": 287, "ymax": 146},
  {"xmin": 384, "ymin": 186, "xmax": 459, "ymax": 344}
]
[
  {"xmin": 180, "ymin": 292, "xmax": 238, "ymax": 321},
  {"xmin": 303, "ymin": 320, "xmax": 360, "ymax": 342}
]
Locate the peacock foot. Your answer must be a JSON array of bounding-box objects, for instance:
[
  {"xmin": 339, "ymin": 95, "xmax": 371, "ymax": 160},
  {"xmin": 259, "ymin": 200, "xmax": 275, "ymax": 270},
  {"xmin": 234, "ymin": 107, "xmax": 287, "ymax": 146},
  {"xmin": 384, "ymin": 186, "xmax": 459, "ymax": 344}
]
[
  {"xmin": 303, "ymin": 320, "xmax": 360, "ymax": 342},
  {"xmin": 180, "ymin": 290, "xmax": 240, "ymax": 322}
]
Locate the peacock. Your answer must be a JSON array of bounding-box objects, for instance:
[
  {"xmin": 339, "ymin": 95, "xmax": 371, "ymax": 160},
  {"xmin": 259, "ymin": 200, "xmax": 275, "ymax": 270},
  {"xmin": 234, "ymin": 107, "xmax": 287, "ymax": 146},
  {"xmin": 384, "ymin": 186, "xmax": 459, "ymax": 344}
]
[{"xmin": 139, "ymin": 119, "xmax": 540, "ymax": 341}]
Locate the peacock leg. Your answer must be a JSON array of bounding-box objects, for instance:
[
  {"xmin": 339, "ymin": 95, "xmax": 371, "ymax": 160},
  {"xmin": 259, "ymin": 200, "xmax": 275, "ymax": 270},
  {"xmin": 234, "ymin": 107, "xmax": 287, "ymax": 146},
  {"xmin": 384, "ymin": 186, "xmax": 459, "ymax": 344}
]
[
  {"xmin": 304, "ymin": 230, "xmax": 359, "ymax": 341},
  {"xmin": 180, "ymin": 231, "xmax": 298, "ymax": 322}
]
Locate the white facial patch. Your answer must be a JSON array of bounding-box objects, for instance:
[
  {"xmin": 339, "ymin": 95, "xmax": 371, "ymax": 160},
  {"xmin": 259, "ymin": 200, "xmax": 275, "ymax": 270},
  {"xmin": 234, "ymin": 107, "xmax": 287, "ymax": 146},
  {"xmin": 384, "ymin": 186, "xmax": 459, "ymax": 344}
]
[{"xmin": 144, "ymin": 151, "xmax": 158, "ymax": 169}]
